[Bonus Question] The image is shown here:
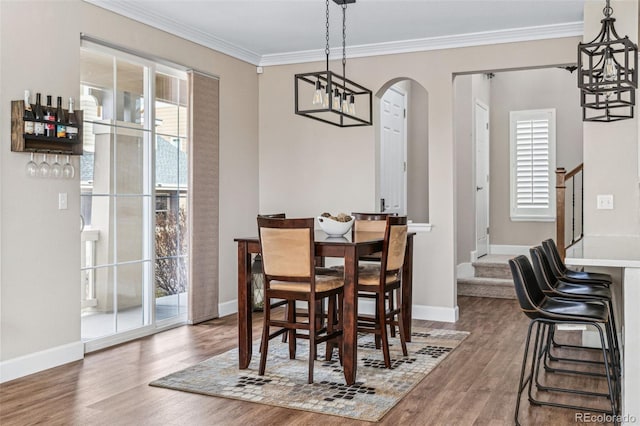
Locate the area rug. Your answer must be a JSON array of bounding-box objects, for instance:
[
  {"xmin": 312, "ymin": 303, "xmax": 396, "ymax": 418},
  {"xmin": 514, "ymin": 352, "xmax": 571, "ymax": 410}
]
[{"xmin": 150, "ymin": 328, "xmax": 469, "ymax": 422}]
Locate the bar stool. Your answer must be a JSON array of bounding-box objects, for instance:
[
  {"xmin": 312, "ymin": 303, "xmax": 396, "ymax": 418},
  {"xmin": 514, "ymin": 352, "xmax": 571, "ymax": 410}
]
[
  {"xmin": 542, "ymin": 239, "xmax": 612, "ymax": 286},
  {"xmin": 509, "ymin": 255, "xmax": 619, "ymax": 425},
  {"xmin": 530, "ymin": 247, "xmax": 620, "ymax": 381}
]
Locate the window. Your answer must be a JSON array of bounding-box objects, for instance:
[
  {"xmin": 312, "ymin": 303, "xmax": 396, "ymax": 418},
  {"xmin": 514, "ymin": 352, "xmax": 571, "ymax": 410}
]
[{"xmin": 509, "ymin": 109, "xmax": 556, "ymax": 221}]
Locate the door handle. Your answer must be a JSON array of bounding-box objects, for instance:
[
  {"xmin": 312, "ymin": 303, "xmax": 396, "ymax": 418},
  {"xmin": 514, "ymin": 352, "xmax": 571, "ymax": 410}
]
[
  {"xmin": 380, "ymin": 198, "xmax": 386, "ymax": 212},
  {"xmin": 476, "ymin": 186, "xmax": 484, "ymax": 191}
]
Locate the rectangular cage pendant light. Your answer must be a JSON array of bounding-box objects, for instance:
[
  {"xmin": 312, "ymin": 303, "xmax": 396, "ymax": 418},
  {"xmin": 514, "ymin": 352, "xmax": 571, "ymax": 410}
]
[
  {"xmin": 295, "ymin": 70, "xmax": 372, "ymax": 127},
  {"xmin": 294, "ymin": 0, "xmax": 372, "ymax": 128}
]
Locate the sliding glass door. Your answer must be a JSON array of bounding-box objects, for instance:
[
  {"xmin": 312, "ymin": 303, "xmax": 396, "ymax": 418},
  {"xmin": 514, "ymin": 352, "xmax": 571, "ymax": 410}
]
[{"xmin": 79, "ymin": 43, "xmax": 188, "ymax": 347}]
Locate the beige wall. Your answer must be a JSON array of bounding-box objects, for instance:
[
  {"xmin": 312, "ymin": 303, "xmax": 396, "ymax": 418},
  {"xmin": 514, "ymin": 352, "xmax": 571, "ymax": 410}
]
[
  {"xmin": 407, "ymin": 80, "xmax": 429, "ymax": 223},
  {"xmin": 259, "ymin": 38, "xmax": 580, "ymax": 311},
  {"xmin": 490, "ymin": 67, "xmax": 584, "ymax": 246},
  {"xmin": 455, "ymin": 74, "xmax": 491, "ymax": 264},
  {"xmin": 0, "ymin": 1, "xmax": 259, "ymax": 362},
  {"xmin": 455, "ymin": 75, "xmax": 473, "ymax": 264},
  {"xmin": 583, "ymin": 0, "xmax": 640, "ymax": 237}
]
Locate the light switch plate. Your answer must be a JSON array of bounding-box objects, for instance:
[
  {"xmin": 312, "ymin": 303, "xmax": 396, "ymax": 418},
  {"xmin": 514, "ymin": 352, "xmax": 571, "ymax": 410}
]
[{"xmin": 596, "ymin": 194, "xmax": 614, "ymax": 210}]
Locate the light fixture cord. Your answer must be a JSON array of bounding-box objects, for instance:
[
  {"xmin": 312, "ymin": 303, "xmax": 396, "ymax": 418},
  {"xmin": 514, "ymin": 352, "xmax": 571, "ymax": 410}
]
[
  {"xmin": 342, "ymin": 3, "xmax": 347, "ymax": 85},
  {"xmin": 325, "ymin": 0, "xmax": 330, "ymax": 71}
]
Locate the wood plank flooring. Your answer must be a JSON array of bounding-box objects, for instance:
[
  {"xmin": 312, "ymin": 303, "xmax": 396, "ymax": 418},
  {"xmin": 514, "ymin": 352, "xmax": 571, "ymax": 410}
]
[{"xmin": 0, "ymin": 296, "xmax": 613, "ymax": 425}]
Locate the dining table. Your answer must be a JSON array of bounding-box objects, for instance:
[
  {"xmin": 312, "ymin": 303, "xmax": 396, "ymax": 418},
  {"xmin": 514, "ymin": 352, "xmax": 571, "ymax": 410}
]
[{"xmin": 235, "ymin": 230, "xmax": 415, "ymax": 385}]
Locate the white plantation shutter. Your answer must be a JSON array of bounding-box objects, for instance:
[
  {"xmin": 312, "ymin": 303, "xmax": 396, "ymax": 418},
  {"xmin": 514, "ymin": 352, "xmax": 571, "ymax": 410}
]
[{"xmin": 510, "ymin": 109, "xmax": 556, "ymax": 221}]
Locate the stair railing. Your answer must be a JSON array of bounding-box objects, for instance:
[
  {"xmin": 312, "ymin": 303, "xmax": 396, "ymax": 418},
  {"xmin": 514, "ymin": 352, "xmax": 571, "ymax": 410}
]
[{"xmin": 555, "ymin": 164, "xmax": 584, "ymax": 260}]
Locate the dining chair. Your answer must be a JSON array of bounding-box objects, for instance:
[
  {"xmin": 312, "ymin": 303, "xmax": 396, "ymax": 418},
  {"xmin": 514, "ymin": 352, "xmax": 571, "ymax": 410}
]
[
  {"xmin": 356, "ymin": 215, "xmax": 409, "ymax": 368},
  {"xmin": 350, "ymin": 212, "xmax": 402, "ymax": 337},
  {"xmin": 351, "ymin": 212, "xmax": 395, "ymax": 262},
  {"xmin": 257, "ymin": 217, "xmax": 344, "ymax": 384},
  {"xmin": 256, "ymin": 213, "xmax": 332, "ymax": 345},
  {"xmin": 508, "ymin": 255, "xmax": 619, "ymax": 425}
]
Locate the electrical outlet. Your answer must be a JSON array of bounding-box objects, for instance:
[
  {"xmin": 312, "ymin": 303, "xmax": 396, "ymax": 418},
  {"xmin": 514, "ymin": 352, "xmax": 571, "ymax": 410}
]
[{"xmin": 596, "ymin": 194, "xmax": 614, "ymax": 210}]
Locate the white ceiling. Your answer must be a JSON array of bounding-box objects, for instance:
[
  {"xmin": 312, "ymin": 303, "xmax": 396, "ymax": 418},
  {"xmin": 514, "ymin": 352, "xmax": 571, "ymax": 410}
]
[{"xmin": 85, "ymin": 0, "xmax": 587, "ymax": 66}]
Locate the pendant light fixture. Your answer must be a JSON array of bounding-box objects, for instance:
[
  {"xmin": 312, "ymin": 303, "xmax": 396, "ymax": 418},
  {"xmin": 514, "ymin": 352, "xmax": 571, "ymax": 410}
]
[
  {"xmin": 294, "ymin": 0, "xmax": 372, "ymax": 127},
  {"xmin": 578, "ymin": 0, "xmax": 638, "ymax": 122}
]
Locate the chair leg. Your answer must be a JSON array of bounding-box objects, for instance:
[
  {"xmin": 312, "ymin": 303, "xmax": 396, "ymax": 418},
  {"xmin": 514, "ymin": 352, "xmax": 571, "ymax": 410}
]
[
  {"xmin": 282, "ymin": 300, "xmax": 289, "ymax": 343},
  {"xmin": 259, "ymin": 296, "xmax": 271, "ymax": 376},
  {"xmin": 528, "ymin": 321, "xmax": 619, "ymax": 415},
  {"xmin": 374, "ymin": 294, "xmax": 381, "ymax": 349},
  {"xmin": 326, "ymin": 294, "xmax": 336, "ymax": 361},
  {"xmin": 395, "ymin": 289, "xmax": 408, "ymax": 356},
  {"xmin": 308, "ymin": 299, "xmax": 316, "ymax": 384},
  {"xmin": 289, "ymin": 303, "xmax": 297, "ymax": 359},
  {"xmin": 377, "ymin": 291, "xmax": 391, "ymax": 368},
  {"xmin": 338, "ymin": 293, "xmax": 344, "ymax": 365},
  {"xmin": 515, "ymin": 320, "xmax": 537, "ymax": 426},
  {"xmin": 389, "ymin": 291, "xmax": 396, "ymax": 338}
]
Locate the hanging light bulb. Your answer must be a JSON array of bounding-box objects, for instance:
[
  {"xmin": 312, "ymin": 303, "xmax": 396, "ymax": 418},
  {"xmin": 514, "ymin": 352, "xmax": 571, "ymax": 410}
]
[
  {"xmin": 341, "ymin": 92, "xmax": 349, "ymax": 113},
  {"xmin": 602, "ymin": 48, "xmax": 618, "ymax": 99},
  {"xmin": 312, "ymin": 80, "xmax": 323, "ymax": 105},
  {"xmin": 322, "ymin": 85, "xmax": 330, "ymax": 108},
  {"xmin": 332, "ymin": 88, "xmax": 341, "ymax": 110},
  {"xmin": 603, "ymin": 48, "xmax": 618, "ymax": 82},
  {"xmin": 348, "ymin": 93, "xmax": 356, "ymax": 115}
]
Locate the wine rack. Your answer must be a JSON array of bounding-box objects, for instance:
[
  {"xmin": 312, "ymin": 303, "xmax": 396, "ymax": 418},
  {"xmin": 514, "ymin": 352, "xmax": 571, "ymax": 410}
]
[{"xmin": 11, "ymin": 100, "xmax": 83, "ymax": 155}]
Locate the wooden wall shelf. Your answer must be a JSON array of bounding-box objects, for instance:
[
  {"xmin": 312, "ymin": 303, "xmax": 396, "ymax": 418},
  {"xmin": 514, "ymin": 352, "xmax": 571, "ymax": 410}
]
[{"xmin": 11, "ymin": 100, "xmax": 83, "ymax": 155}]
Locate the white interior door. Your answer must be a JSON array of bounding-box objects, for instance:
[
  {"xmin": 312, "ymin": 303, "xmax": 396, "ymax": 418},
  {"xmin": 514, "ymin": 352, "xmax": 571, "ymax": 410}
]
[
  {"xmin": 380, "ymin": 87, "xmax": 406, "ymax": 215},
  {"xmin": 475, "ymin": 101, "xmax": 490, "ymax": 257}
]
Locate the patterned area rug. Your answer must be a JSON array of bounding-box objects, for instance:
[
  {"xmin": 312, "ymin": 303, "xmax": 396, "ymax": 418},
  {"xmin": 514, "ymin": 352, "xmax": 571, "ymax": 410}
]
[{"xmin": 150, "ymin": 328, "xmax": 469, "ymax": 422}]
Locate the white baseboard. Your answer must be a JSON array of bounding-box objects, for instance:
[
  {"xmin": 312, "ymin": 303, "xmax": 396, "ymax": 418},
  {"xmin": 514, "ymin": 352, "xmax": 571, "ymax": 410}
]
[
  {"xmin": 0, "ymin": 341, "xmax": 84, "ymax": 383},
  {"xmin": 490, "ymin": 244, "xmax": 530, "ymax": 256},
  {"xmin": 412, "ymin": 304, "xmax": 459, "ymax": 323},
  {"xmin": 456, "ymin": 262, "xmax": 474, "ymax": 278},
  {"xmin": 218, "ymin": 299, "xmax": 238, "ymax": 318},
  {"xmin": 216, "ymin": 298, "xmax": 456, "ymax": 324}
]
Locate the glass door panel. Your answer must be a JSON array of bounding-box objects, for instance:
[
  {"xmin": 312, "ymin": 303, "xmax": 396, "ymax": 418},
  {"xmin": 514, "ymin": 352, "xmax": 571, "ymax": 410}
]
[
  {"xmin": 154, "ymin": 70, "xmax": 188, "ymax": 322},
  {"xmin": 116, "ymin": 262, "xmax": 147, "ymax": 332}
]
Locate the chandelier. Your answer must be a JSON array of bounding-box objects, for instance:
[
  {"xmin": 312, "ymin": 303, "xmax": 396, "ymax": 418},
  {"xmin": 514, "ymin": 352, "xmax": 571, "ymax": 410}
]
[
  {"xmin": 294, "ymin": 0, "xmax": 372, "ymax": 127},
  {"xmin": 578, "ymin": 0, "xmax": 638, "ymax": 122}
]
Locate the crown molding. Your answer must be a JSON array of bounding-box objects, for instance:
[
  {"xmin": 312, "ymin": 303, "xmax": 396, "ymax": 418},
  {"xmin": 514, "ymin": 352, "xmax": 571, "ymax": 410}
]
[
  {"xmin": 83, "ymin": 0, "xmax": 583, "ymax": 68},
  {"xmin": 259, "ymin": 22, "xmax": 584, "ymax": 66},
  {"xmin": 84, "ymin": 0, "xmax": 263, "ymax": 65}
]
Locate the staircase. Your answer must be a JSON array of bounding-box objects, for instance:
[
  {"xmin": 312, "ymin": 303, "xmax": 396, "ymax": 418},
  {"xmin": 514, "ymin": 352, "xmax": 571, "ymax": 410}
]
[{"xmin": 457, "ymin": 255, "xmax": 516, "ymax": 299}]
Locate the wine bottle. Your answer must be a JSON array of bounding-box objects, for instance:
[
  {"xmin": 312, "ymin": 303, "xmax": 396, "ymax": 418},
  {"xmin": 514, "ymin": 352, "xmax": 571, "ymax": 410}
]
[
  {"xmin": 44, "ymin": 95, "xmax": 55, "ymax": 138},
  {"xmin": 34, "ymin": 93, "xmax": 45, "ymax": 136},
  {"xmin": 67, "ymin": 97, "xmax": 78, "ymax": 140},
  {"xmin": 55, "ymin": 96, "xmax": 66, "ymax": 138},
  {"xmin": 23, "ymin": 90, "xmax": 35, "ymax": 135}
]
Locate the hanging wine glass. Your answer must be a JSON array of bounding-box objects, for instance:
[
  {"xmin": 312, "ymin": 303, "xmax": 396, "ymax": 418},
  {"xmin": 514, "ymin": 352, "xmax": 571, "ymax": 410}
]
[
  {"xmin": 51, "ymin": 154, "xmax": 63, "ymax": 179},
  {"xmin": 25, "ymin": 152, "xmax": 38, "ymax": 177},
  {"xmin": 38, "ymin": 153, "xmax": 51, "ymax": 178},
  {"xmin": 63, "ymin": 155, "xmax": 75, "ymax": 179}
]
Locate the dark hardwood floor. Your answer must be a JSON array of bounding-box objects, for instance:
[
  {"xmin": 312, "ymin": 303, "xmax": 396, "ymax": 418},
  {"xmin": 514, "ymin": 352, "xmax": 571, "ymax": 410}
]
[{"xmin": 0, "ymin": 296, "xmax": 613, "ymax": 425}]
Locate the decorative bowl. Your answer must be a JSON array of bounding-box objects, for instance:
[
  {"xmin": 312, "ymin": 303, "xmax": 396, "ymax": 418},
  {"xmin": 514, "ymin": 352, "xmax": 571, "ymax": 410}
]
[{"xmin": 317, "ymin": 215, "xmax": 354, "ymax": 237}]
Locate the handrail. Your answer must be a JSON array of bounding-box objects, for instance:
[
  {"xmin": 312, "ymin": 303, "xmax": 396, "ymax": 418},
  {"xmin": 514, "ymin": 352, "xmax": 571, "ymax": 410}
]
[{"xmin": 555, "ymin": 164, "xmax": 584, "ymax": 260}]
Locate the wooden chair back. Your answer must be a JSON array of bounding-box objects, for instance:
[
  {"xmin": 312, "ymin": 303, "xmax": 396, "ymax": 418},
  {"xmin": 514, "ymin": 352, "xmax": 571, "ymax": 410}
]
[
  {"xmin": 352, "ymin": 212, "xmax": 394, "ymax": 234},
  {"xmin": 257, "ymin": 217, "xmax": 316, "ymax": 290},
  {"xmin": 258, "ymin": 213, "xmax": 286, "ymax": 219},
  {"xmin": 378, "ymin": 216, "xmax": 408, "ymax": 283}
]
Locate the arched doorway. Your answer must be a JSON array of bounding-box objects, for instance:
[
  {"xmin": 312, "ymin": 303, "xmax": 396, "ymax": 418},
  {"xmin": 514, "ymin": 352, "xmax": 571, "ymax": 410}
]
[{"xmin": 376, "ymin": 78, "xmax": 429, "ymax": 223}]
